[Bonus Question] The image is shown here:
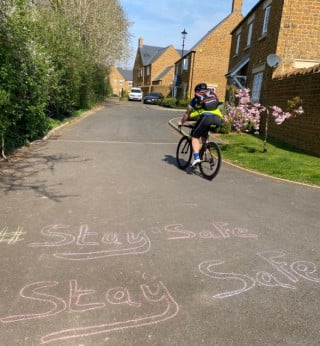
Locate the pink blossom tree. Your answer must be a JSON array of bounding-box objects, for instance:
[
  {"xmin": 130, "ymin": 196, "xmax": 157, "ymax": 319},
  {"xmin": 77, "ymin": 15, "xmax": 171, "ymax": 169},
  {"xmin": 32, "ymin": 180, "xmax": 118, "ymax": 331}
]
[{"xmin": 225, "ymin": 88, "xmax": 304, "ymax": 152}]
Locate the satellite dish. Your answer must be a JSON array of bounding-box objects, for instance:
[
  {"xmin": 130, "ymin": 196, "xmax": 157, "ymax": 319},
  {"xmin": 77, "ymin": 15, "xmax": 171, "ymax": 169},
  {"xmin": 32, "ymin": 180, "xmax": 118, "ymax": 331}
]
[{"xmin": 266, "ymin": 54, "xmax": 282, "ymax": 68}]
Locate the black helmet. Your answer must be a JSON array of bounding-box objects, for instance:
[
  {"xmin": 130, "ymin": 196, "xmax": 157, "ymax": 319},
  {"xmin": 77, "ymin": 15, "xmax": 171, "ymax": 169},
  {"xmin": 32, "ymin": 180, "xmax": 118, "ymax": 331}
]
[{"xmin": 195, "ymin": 83, "xmax": 207, "ymax": 92}]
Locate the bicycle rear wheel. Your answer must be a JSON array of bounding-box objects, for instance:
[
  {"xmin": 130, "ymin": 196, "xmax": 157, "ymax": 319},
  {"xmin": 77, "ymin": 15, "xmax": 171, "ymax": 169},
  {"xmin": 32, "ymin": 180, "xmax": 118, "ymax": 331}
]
[
  {"xmin": 199, "ymin": 142, "xmax": 221, "ymax": 180},
  {"xmin": 176, "ymin": 136, "xmax": 192, "ymax": 169}
]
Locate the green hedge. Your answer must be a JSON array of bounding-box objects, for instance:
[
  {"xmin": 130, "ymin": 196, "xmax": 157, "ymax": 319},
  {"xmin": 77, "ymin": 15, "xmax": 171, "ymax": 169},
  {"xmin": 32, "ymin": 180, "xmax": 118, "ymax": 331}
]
[{"xmin": 0, "ymin": 2, "xmax": 110, "ymax": 156}]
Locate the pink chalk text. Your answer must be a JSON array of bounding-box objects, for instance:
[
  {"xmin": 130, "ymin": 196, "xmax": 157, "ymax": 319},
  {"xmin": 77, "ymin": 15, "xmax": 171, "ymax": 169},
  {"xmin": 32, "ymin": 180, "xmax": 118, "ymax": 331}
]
[
  {"xmin": 0, "ymin": 277, "xmax": 179, "ymax": 344},
  {"xmin": 162, "ymin": 221, "xmax": 258, "ymax": 240},
  {"xmin": 199, "ymin": 250, "xmax": 320, "ymax": 299},
  {"xmin": 28, "ymin": 224, "xmax": 151, "ymax": 260}
]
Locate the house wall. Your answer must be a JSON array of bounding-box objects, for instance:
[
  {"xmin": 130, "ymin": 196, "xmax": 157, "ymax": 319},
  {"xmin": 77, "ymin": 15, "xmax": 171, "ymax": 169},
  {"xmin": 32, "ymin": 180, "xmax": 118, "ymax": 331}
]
[
  {"xmin": 192, "ymin": 12, "xmax": 243, "ymax": 99},
  {"xmin": 229, "ymin": 0, "xmax": 320, "ymax": 85},
  {"xmin": 150, "ymin": 46, "xmax": 180, "ymax": 89},
  {"xmin": 227, "ymin": 0, "xmax": 320, "ymax": 156},
  {"xmin": 133, "ymin": 51, "xmax": 143, "ymax": 87},
  {"xmin": 276, "ymin": 0, "xmax": 320, "ymax": 75},
  {"xmin": 133, "ymin": 45, "xmax": 180, "ymax": 90},
  {"xmin": 229, "ymin": 0, "xmax": 283, "ymax": 90},
  {"xmin": 264, "ymin": 65, "xmax": 320, "ymax": 157},
  {"xmin": 150, "ymin": 86, "xmax": 172, "ymax": 98},
  {"xmin": 109, "ymin": 67, "xmax": 132, "ymax": 96},
  {"xmin": 175, "ymin": 9, "xmax": 243, "ymax": 101},
  {"xmin": 139, "ymin": 85, "xmax": 171, "ymax": 98}
]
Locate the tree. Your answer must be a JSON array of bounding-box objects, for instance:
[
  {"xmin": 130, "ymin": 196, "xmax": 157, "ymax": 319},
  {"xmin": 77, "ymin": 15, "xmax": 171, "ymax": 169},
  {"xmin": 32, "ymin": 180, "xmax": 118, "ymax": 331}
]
[
  {"xmin": 45, "ymin": 0, "xmax": 131, "ymax": 66},
  {"xmin": 31, "ymin": 6, "xmax": 90, "ymax": 115},
  {"xmin": 226, "ymin": 88, "xmax": 304, "ymax": 152},
  {"xmin": 0, "ymin": 0, "xmax": 131, "ymax": 157}
]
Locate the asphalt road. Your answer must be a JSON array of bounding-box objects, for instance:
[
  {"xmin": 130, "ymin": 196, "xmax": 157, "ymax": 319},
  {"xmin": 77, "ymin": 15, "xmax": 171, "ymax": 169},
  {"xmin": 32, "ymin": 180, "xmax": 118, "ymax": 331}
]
[{"xmin": 0, "ymin": 100, "xmax": 319, "ymax": 346}]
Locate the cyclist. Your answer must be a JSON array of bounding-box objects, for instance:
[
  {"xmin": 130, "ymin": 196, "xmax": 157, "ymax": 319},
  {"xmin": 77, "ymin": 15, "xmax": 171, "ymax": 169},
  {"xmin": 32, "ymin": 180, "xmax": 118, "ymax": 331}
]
[{"xmin": 178, "ymin": 83, "xmax": 224, "ymax": 167}]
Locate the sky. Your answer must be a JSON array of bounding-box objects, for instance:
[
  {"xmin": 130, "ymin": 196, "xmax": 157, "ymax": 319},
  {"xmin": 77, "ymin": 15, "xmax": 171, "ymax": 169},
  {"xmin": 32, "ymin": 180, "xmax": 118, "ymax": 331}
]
[{"xmin": 119, "ymin": 0, "xmax": 259, "ymax": 68}]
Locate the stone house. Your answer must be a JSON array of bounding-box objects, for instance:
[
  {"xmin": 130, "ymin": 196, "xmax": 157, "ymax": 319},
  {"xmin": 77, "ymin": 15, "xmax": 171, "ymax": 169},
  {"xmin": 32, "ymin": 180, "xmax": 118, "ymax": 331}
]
[
  {"xmin": 174, "ymin": 0, "xmax": 244, "ymax": 100},
  {"xmin": 109, "ymin": 67, "xmax": 133, "ymax": 97},
  {"xmin": 132, "ymin": 38, "xmax": 182, "ymax": 97},
  {"xmin": 227, "ymin": 0, "xmax": 320, "ymax": 156}
]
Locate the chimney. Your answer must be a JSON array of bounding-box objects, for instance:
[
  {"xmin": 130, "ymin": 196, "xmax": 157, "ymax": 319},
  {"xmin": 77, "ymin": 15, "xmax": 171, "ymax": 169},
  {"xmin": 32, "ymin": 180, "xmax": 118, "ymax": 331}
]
[
  {"xmin": 232, "ymin": 0, "xmax": 242, "ymax": 12},
  {"xmin": 138, "ymin": 37, "xmax": 144, "ymax": 47}
]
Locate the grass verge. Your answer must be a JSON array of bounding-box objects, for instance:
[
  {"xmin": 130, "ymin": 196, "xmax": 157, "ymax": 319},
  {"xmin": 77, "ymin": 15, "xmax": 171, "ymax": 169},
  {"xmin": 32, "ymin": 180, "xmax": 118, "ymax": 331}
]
[{"xmin": 218, "ymin": 133, "xmax": 320, "ymax": 187}]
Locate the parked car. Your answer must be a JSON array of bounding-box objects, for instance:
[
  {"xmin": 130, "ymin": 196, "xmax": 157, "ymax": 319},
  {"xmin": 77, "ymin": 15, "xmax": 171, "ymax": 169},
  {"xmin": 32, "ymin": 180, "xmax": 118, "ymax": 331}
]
[
  {"xmin": 128, "ymin": 88, "xmax": 143, "ymax": 101},
  {"xmin": 143, "ymin": 92, "xmax": 164, "ymax": 104}
]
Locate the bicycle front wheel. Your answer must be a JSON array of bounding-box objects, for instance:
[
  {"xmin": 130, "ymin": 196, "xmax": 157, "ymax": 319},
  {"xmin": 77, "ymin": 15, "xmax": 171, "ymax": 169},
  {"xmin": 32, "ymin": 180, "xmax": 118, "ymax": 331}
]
[
  {"xmin": 199, "ymin": 142, "xmax": 222, "ymax": 180},
  {"xmin": 176, "ymin": 136, "xmax": 192, "ymax": 169}
]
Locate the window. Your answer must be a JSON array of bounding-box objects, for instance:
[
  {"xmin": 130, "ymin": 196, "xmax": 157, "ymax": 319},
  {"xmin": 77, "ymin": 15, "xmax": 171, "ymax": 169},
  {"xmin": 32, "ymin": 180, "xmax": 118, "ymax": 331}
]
[
  {"xmin": 146, "ymin": 65, "xmax": 150, "ymax": 76},
  {"xmin": 251, "ymin": 72, "xmax": 263, "ymax": 102},
  {"xmin": 235, "ymin": 33, "xmax": 241, "ymax": 54},
  {"xmin": 262, "ymin": 4, "xmax": 271, "ymax": 35},
  {"xmin": 182, "ymin": 57, "xmax": 189, "ymax": 71},
  {"xmin": 226, "ymin": 55, "xmax": 249, "ymax": 89},
  {"xmin": 247, "ymin": 21, "xmax": 253, "ymax": 47}
]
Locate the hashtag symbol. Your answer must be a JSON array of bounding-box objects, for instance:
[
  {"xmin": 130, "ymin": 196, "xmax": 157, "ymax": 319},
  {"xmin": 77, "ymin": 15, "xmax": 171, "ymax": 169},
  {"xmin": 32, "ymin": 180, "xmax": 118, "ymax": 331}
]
[{"xmin": 0, "ymin": 226, "xmax": 26, "ymax": 244}]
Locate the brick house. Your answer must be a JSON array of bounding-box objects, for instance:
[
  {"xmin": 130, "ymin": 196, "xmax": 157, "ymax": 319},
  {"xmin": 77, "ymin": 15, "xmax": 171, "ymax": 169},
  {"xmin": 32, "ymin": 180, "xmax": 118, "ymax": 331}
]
[
  {"xmin": 173, "ymin": 0, "xmax": 243, "ymax": 100},
  {"xmin": 226, "ymin": 0, "xmax": 320, "ymax": 156},
  {"xmin": 132, "ymin": 38, "xmax": 182, "ymax": 97},
  {"xmin": 109, "ymin": 67, "xmax": 133, "ymax": 96}
]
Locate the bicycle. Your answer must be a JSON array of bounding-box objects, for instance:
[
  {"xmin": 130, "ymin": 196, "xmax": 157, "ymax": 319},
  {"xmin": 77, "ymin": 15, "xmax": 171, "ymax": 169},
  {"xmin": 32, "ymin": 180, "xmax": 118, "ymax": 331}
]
[{"xmin": 176, "ymin": 123, "xmax": 222, "ymax": 180}]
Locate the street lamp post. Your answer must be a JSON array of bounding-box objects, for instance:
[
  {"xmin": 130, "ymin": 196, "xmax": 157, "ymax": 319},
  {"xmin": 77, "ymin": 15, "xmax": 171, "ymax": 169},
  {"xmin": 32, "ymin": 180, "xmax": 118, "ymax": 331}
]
[
  {"xmin": 178, "ymin": 29, "xmax": 188, "ymax": 99},
  {"xmin": 181, "ymin": 28, "xmax": 188, "ymax": 57}
]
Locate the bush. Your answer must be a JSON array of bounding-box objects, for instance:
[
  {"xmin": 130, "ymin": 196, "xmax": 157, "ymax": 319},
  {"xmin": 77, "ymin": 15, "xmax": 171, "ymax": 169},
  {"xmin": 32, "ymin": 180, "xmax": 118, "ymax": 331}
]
[
  {"xmin": 160, "ymin": 97, "xmax": 189, "ymax": 109},
  {"xmin": 217, "ymin": 120, "xmax": 231, "ymax": 134},
  {"xmin": 161, "ymin": 97, "xmax": 178, "ymax": 108},
  {"xmin": 0, "ymin": 4, "xmax": 50, "ymax": 154},
  {"xmin": 0, "ymin": 1, "xmax": 112, "ymax": 156},
  {"xmin": 177, "ymin": 98, "xmax": 190, "ymax": 108}
]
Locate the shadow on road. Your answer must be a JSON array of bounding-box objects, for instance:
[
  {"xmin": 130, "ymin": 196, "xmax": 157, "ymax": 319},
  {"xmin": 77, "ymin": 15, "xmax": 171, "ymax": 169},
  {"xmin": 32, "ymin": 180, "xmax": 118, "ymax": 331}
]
[
  {"xmin": 162, "ymin": 154, "xmax": 202, "ymax": 178},
  {"xmin": 0, "ymin": 141, "xmax": 89, "ymax": 202}
]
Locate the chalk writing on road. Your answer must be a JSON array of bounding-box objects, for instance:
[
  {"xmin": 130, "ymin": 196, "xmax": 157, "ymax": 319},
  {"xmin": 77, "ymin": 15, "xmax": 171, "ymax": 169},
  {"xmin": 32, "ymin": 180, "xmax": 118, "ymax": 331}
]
[
  {"xmin": 1, "ymin": 221, "xmax": 256, "ymax": 251},
  {"xmin": 199, "ymin": 250, "xmax": 320, "ymax": 299},
  {"xmin": 0, "ymin": 276, "xmax": 180, "ymax": 344},
  {"xmin": 0, "ymin": 226, "xmax": 26, "ymax": 245},
  {"xmin": 28, "ymin": 224, "xmax": 151, "ymax": 260},
  {"xmin": 153, "ymin": 221, "xmax": 258, "ymax": 240},
  {"xmin": 26, "ymin": 221, "xmax": 255, "ymax": 261}
]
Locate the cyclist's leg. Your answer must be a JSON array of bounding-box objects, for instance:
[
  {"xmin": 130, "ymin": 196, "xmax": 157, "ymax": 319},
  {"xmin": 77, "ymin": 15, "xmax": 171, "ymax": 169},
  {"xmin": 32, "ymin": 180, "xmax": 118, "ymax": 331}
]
[
  {"xmin": 192, "ymin": 114, "xmax": 221, "ymax": 138},
  {"xmin": 190, "ymin": 118, "xmax": 206, "ymax": 166},
  {"xmin": 192, "ymin": 115, "xmax": 212, "ymax": 139},
  {"xmin": 201, "ymin": 114, "xmax": 223, "ymax": 139},
  {"xmin": 207, "ymin": 114, "xmax": 223, "ymax": 129},
  {"xmin": 191, "ymin": 137, "xmax": 201, "ymax": 155},
  {"xmin": 191, "ymin": 114, "xmax": 222, "ymax": 166},
  {"xmin": 198, "ymin": 114, "xmax": 223, "ymax": 178}
]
